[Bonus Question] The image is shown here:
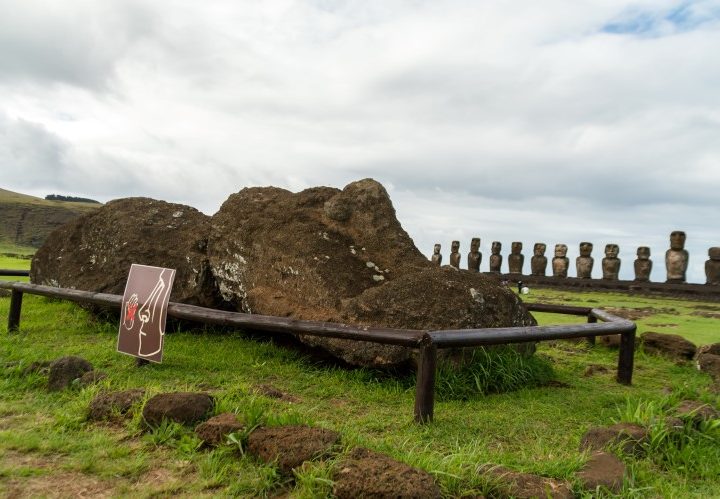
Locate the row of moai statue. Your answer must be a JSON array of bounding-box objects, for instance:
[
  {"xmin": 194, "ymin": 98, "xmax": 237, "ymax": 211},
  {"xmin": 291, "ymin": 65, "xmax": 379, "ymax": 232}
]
[{"xmin": 430, "ymin": 232, "xmax": 720, "ymax": 285}]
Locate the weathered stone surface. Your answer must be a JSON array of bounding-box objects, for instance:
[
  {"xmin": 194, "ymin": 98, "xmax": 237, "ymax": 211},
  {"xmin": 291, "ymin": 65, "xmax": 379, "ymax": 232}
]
[
  {"xmin": 602, "ymin": 244, "xmax": 621, "ymax": 280},
  {"xmin": 508, "ymin": 242, "xmax": 524, "ymax": 274},
  {"xmin": 479, "ymin": 465, "xmax": 573, "ymax": 499},
  {"xmin": 30, "ymin": 198, "xmax": 218, "ymax": 307},
  {"xmin": 195, "ymin": 413, "xmax": 244, "ymax": 446},
  {"xmin": 333, "ymin": 447, "xmax": 441, "ymax": 499},
  {"xmin": 48, "ymin": 356, "xmax": 93, "ymax": 391},
  {"xmin": 641, "ymin": 332, "xmax": 696, "ymax": 360},
  {"xmin": 706, "ymin": 247, "xmax": 720, "ymax": 285},
  {"xmin": 634, "ymin": 246, "xmax": 652, "ymax": 282},
  {"xmin": 576, "ymin": 242, "xmax": 594, "ymax": 279},
  {"xmin": 665, "ymin": 231, "xmax": 689, "ymax": 283},
  {"xmin": 675, "ymin": 400, "xmax": 719, "ymax": 423},
  {"xmin": 449, "ymin": 240, "xmax": 461, "ymax": 268},
  {"xmin": 696, "ymin": 353, "xmax": 720, "ymax": 391},
  {"xmin": 577, "ymin": 451, "xmax": 625, "ymax": 493},
  {"xmin": 489, "ymin": 241, "xmax": 502, "ymax": 273},
  {"xmin": 142, "ymin": 392, "xmax": 214, "ymax": 427},
  {"xmin": 78, "ymin": 370, "xmax": 108, "ymax": 387},
  {"xmin": 207, "ymin": 179, "xmax": 536, "ymax": 367},
  {"xmin": 579, "ymin": 423, "xmax": 648, "ymax": 455},
  {"xmin": 552, "ymin": 244, "xmax": 569, "ymax": 278},
  {"xmin": 247, "ymin": 425, "xmax": 339, "ymax": 474},
  {"xmin": 467, "ymin": 237, "xmax": 481, "ymax": 272},
  {"xmin": 697, "ymin": 343, "xmax": 720, "ymax": 357},
  {"xmin": 88, "ymin": 389, "xmax": 145, "ymax": 421},
  {"xmin": 430, "ymin": 243, "xmax": 442, "ymax": 266},
  {"xmin": 530, "ymin": 243, "xmax": 547, "ymax": 276}
]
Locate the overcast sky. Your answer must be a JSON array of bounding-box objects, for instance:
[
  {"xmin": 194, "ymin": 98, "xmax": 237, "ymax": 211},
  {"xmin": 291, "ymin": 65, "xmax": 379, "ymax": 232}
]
[{"xmin": 1, "ymin": 0, "xmax": 718, "ymax": 283}]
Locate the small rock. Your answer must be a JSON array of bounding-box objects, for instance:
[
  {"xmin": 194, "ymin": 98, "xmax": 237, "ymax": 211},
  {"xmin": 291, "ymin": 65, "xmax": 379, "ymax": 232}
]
[
  {"xmin": 697, "ymin": 353, "xmax": 720, "ymax": 381},
  {"xmin": 247, "ymin": 425, "xmax": 340, "ymax": 474},
  {"xmin": 372, "ymin": 274, "xmax": 385, "ymax": 282},
  {"xmin": 142, "ymin": 392, "xmax": 214, "ymax": 427},
  {"xmin": 675, "ymin": 400, "xmax": 719, "ymax": 424},
  {"xmin": 579, "ymin": 423, "xmax": 648, "ymax": 456},
  {"xmin": 78, "ymin": 370, "xmax": 108, "ymax": 387},
  {"xmin": 641, "ymin": 332, "xmax": 696, "ymax": 361},
  {"xmin": 583, "ymin": 364, "xmax": 610, "ymax": 377},
  {"xmin": 333, "ymin": 447, "xmax": 441, "ymax": 499},
  {"xmin": 48, "ymin": 356, "xmax": 93, "ymax": 391},
  {"xmin": 479, "ymin": 465, "xmax": 573, "ymax": 499},
  {"xmin": 88, "ymin": 389, "xmax": 145, "ymax": 421},
  {"xmin": 254, "ymin": 384, "xmax": 300, "ymax": 403},
  {"xmin": 195, "ymin": 413, "xmax": 244, "ymax": 446},
  {"xmin": 577, "ymin": 451, "xmax": 625, "ymax": 493}
]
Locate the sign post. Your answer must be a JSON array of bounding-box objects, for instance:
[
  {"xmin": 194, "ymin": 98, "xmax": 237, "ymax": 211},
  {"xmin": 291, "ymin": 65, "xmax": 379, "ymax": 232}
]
[{"xmin": 117, "ymin": 264, "xmax": 175, "ymax": 364}]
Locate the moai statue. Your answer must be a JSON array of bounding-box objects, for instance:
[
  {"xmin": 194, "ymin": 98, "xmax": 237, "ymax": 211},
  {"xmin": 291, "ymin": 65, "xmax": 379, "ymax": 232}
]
[
  {"xmin": 634, "ymin": 246, "xmax": 652, "ymax": 282},
  {"xmin": 508, "ymin": 242, "xmax": 524, "ymax": 274},
  {"xmin": 705, "ymin": 247, "xmax": 720, "ymax": 285},
  {"xmin": 467, "ymin": 237, "xmax": 482, "ymax": 272},
  {"xmin": 576, "ymin": 242, "xmax": 594, "ymax": 278},
  {"xmin": 489, "ymin": 241, "xmax": 502, "ymax": 273},
  {"xmin": 665, "ymin": 231, "xmax": 689, "ymax": 283},
  {"xmin": 449, "ymin": 240, "xmax": 461, "ymax": 269},
  {"xmin": 602, "ymin": 244, "xmax": 621, "ymax": 280},
  {"xmin": 430, "ymin": 244, "xmax": 442, "ymax": 266},
  {"xmin": 530, "ymin": 243, "xmax": 548, "ymax": 276},
  {"xmin": 552, "ymin": 244, "xmax": 569, "ymax": 278}
]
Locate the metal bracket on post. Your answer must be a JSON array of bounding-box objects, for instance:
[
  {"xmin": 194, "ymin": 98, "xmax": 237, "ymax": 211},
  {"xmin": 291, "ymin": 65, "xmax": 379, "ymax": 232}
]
[
  {"xmin": 617, "ymin": 327, "xmax": 636, "ymax": 385},
  {"xmin": 414, "ymin": 343, "xmax": 437, "ymax": 424},
  {"xmin": 8, "ymin": 290, "xmax": 23, "ymax": 332}
]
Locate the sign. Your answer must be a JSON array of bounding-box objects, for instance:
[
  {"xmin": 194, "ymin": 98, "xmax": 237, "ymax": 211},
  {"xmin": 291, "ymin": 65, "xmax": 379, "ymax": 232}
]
[{"xmin": 117, "ymin": 264, "xmax": 175, "ymax": 363}]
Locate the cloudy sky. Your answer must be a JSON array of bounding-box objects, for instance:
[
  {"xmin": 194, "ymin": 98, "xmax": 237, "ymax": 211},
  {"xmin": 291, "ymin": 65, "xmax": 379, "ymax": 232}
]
[{"xmin": 1, "ymin": 0, "xmax": 718, "ymax": 282}]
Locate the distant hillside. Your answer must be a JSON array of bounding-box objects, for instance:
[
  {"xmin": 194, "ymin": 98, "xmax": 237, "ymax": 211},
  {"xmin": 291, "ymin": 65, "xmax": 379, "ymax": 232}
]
[
  {"xmin": 0, "ymin": 188, "xmax": 100, "ymax": 254},
  {"xmin": 45, "ymin": 194, "xmax": 101, "ymax": 204}
]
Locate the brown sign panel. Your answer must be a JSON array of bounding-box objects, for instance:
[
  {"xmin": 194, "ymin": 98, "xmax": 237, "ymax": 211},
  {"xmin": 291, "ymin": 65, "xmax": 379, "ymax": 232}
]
[{"xmin": 117, "ymin": 264, "xmax": 176, "ymax": 363}]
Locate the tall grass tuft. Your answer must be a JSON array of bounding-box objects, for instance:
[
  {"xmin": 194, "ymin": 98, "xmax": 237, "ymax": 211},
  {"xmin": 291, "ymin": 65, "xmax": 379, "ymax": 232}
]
[{"xmin": 435, "ymin": 346, "xmax": 555, "ymax": 401}]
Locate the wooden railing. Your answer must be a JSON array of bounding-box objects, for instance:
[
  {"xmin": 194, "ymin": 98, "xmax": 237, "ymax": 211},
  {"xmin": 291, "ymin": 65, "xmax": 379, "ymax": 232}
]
[
  {"xmin": 0, "ymin": 269, "xmax": 30, "ymax": 277},
  {"xmin": 0, "ymin": 281, "xmax": 635, "ymax": 423}
]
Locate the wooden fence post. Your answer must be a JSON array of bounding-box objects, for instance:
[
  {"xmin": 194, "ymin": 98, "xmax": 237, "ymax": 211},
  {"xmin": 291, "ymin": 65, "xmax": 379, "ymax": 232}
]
[
  {"xmin": 8, "ymin": 290, "xmax": 23, "ymax": 332},
  {"xmin": 586, "ymin": 315, "xmax": 597, "ymax": 345},
  {"xmin": 617, "ymin": 327, "xmax": 636, "ymax": 385},
  {"xmin": 414, "ymin": 344, "xmax": 437, "ymax": 423}
]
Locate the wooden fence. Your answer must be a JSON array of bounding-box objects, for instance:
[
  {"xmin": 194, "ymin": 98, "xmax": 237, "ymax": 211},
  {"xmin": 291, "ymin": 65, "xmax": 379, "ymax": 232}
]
[{"xmin": 0, "ymin": 280, "xmax": 635, "ymax": 423}]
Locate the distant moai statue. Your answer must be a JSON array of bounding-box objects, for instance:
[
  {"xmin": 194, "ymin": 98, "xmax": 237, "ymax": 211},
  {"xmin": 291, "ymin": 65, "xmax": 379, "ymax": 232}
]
[
  {"xmin": 449, "ymin": 240, "xmax": 461, "ymax": 269},
  {"xmin": 665, "ymin": 231, "xmax": 689, "ymax": 283},
  {"xmin": 508, "ymin": 242, "xmax": 524, "ymax": 274},
  {"xmin": 705, "ymin": 247, "xmax": 720, "ymax": 285},
  {"xmin": 602, "ymin": 244, "xmax": 621, "ymax": 280},
  {"xmin": 552, "ymin": 244, "xmax": 569, "ymax": 278},
  {"xmin": 634, "ymin": 246, "xmax": 652, "ymax": 282},
  {"xmin": 530, "ymin": 243, "xmax": 548, "ymax": 276},
  {"xmin": 467, "ymin": 238, "xmax": 482, "ymax": 272},
  {"xmin": 576, "ymin": 242, "xmax": 594, "ymax": 278},
  {"xmin": 489, "ymin": 241, "xmax": 503, "ymax": 273},
  {"xmin": 431, "ymin": 244, "xmax": 442, "ymax": 266}
]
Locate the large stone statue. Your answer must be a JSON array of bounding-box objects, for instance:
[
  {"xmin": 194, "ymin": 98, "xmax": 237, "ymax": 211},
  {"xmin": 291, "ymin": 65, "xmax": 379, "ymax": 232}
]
[
  {"xmin": 634, "ymin": 246, "xmax": 652, "ymax": 282},
  {"xmin": 530, "ymin": 243, "xmax": 547, "ymax": 276},
  {"xmin": 552, "ymin": 244, "xmax": 569, "ymax": 278},
  {"xmin": 449, "ymin": 240, "xmax": 461, "ymax": 269},
  {"xmin": 576, "ymin": 242, "xmax": 594, "ymax": 279},
  {"xmin": 602, "ymin": 244, "xmax": 621, "ymax": 280},
  {"xmin": 489, "ymin": 241, "xmax": 502, "ymax": 273},
  {"xmin": 665, "ymin": 231, "xmax": 689, "ymax": 283},
  {"xmin": 467, "ymin": 238, "xmax": 482, "ymax": 272},
  {"xmin": 431, "ymin": 244, "xmax": 442, "ymax": 266},
  {"xmin": 508, "ymin": 242, "xmax": 524, "ymax": 274},
  {"xmin": 706, "ymin": 247, "xmax": 720, "ymax": 285}
]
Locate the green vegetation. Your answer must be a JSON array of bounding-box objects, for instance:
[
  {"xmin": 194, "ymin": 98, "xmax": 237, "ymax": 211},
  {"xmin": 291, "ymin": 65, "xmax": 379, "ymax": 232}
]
[
  {"xmin": 0, "ymin": 279, "xmax": 718, "ymax": 497},
  {"xmin": 0, "ymin": 256, "xmax": 30, "ymax": 282}
]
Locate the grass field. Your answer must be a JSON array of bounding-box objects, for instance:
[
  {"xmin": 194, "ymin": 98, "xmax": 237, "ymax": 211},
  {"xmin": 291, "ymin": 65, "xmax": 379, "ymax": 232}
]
[{"xmin": 1, "ymin": 258, "xmax": 718, "ymax": 497}]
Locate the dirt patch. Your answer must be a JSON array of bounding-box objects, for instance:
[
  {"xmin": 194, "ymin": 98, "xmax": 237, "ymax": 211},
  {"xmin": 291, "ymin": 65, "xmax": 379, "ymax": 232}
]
[
  {"xmin": 641, "ymin": 332, "xmax": 696, "ymax": 361},
  {"xmin": 580, "ymin": 423, "xmax": 648, "ymax": 455},
  {"xmin": 333, "ymin": 447, "xmax": 441, "ymax": 499},
  {"xmin": 254, "ymin": 384, "xmax": 301, "ymax": 403},
  {"xmin": 479, "ymin": 465, "xmax": 573, "ymax": 499},
  {"xmin": 645, "ymin": 323, "xmax": 678, "ymax": 328},
  {"xmin": 694, "ymin": 305, "xmax": 720, "ymax": 311},
  {"xmin": 2, "ymin": 472, "xmax": 115, "ymax": 499},
  {"xmin": 691, "ymin": 311, "xmax": 720, "ymax": 319},
  {"xmin": 88, "ymin": 389, "xmax": 146, "ymax": 421},
  {"xmin": 247, "ymin": 425, "xmax": 340, "ymax": 474},
  {"xmin": 142, "ymin": 392, "xmax": 214, "ymax": 427},
  {"xmin": 604, "ymin": 307, "xmax": 677, "ymax": 321},
  {"xmin": 195, "ymin": 413, "xmax": 244, "ymax": 446},
  {"xmin": 577, "ymin": 451, "xmax": 625, "ymax": 493},
  {"xmin": 583, "ymin": 364, "xmax": 610, "ymax": 377}
]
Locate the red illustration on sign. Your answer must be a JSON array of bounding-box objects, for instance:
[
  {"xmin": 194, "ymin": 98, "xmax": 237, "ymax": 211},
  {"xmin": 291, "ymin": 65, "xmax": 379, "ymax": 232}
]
[{"xmin": 117, "ymin": 264, "xmax": 175, "ymax": 363}]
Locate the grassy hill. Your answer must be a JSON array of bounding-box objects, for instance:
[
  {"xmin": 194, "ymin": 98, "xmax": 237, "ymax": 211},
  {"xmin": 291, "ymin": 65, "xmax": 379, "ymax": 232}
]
[{"xmin": 0, "ymin": 188, "xmax": 100, "ymax": 255}]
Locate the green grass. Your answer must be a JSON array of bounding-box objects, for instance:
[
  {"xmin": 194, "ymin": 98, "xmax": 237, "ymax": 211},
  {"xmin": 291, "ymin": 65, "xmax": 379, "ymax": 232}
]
[
  {"xmin": 0, "ymin": 291, "xmax": 718, "ymax": 497},
  {"xmin": 0, "ymin": 255, "xmax": 30, "ymax": 283}
]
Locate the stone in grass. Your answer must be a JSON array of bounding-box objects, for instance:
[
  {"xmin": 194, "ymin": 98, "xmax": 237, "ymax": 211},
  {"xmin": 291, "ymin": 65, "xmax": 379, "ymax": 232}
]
[
  {"xmin": 333, "ymin": 447, "xmax": 441, "ymax": 499},
  {"xmin": 696, "ymin": 353, "xmax": 720, "ymax": 385},
  {"xmin": 675, "ymin": 400, "xmax": 719, "ymax": 424},
  {"xmin": 48, "ymin": 356, "xmax": 93, "ymax": 391},
  {"xmin": 579, "ymin": 423, "xmax": 648, "ymax": 456},
  {"xmin": 577, "ymin": 451, "xmax": 625, "ymax": 494},
  {"xmin": 78, "ymin": 370, "xmax": 108, "ymax": 387},
  {"xmin": 479, "ymin": 465, "xmax": 573, "ymax": 499},
  {"xmin": 195, "ymin": 413, "xmax": 244, "ymax": 447},
  {"xmin": 697, "ymin": 343, "xmax": 720, "ymax": 357},
  {"xmin": 142, "ymin": 392, "xmax": 214, "ymax": 427},
  {"xmin": 247, "ymin": 425, "xmax": 340, "ymax": 474},
  {"xmin": 641, "ymin": 332, "xmax": 696, "ymax": 361},
  {"xmin": 88, "ymin": 389, "xmax": 146, "ymax": 421}
]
